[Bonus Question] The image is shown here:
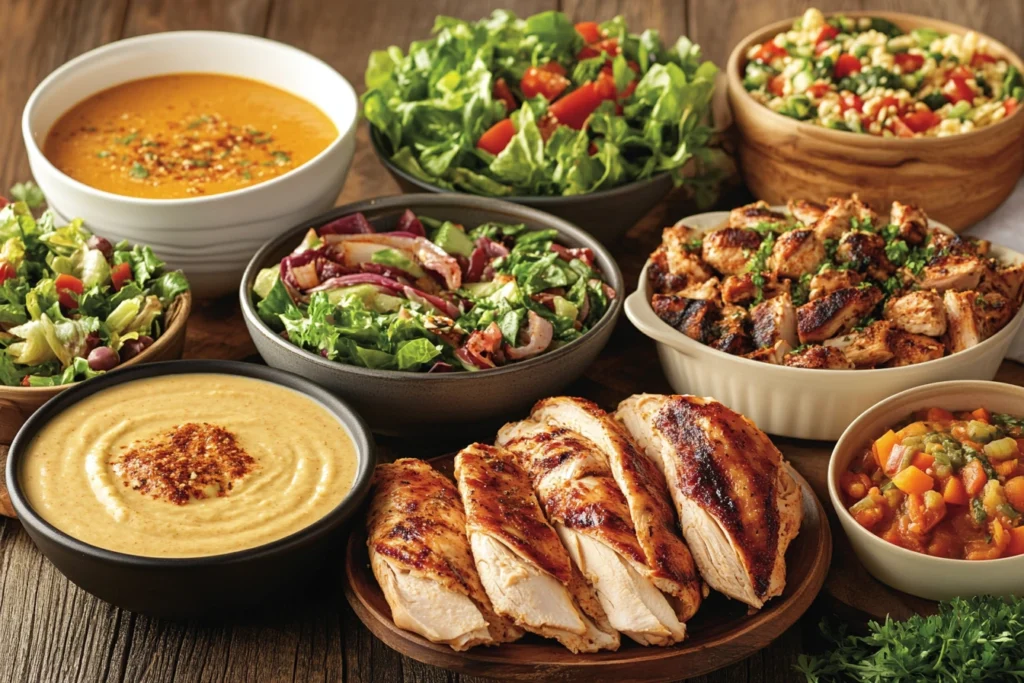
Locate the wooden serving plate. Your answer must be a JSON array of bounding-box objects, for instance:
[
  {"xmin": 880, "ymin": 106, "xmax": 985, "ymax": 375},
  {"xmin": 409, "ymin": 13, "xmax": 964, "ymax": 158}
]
[{"xmin": 343, "ymin": 454, "xmax": 832, "ymax": 682}]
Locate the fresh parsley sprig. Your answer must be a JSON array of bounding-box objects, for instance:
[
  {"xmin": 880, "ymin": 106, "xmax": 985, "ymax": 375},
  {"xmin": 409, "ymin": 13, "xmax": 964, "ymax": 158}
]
[{"xmin": 795, "ymin": 595, "xmax": 1024, "ymax": 682}]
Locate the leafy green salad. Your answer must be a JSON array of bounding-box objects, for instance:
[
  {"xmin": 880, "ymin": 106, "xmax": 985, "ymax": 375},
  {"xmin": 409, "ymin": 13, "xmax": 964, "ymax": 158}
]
[
  {"xmin": 252, "ymin": 209, "xmax": 613, "ymax": 372},
  {"xmin": 363, "ymin": 10, "xmax": 720, "ymax": 200},
  {"xmin": 0, "ymin": 186, "xmax": 189, "ymax": 387}
]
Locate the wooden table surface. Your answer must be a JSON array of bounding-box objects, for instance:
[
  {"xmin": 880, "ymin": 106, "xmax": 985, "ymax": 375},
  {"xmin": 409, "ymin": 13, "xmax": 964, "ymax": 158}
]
[{"xmin": 2, "ymin": 1, "xmax": 1023, "ymax": 681}]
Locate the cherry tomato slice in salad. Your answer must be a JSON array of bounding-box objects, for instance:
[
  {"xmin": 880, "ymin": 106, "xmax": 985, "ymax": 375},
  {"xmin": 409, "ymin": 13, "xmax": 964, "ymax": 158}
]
[
  {"xmin": 768, "ymin": 74, "xmax": 786, "ymax": 97},
  {"xmin": 0, "ymin": 261, "xmax": 14, "ymax": 284},
  {"xmin": 815, "ymin": 25, "xmax": 839, "ymax": 44},
  {"xmin": 111, "ymin": 262, "xmax": 133, "ymax": 291},
  {"xmin": 493, "ymin": 77, "xmax": 516, "ymax": 111},
  {"xmin": 894, "ymin": 52, "xmax": 924, "ymax": 73},
  {"xmin": 520, "ymin": 66, "xmax": 570, "ymax": 100},
  {"xmin": 476, "ymin": 118, "xmax": 516, "ymax": 154},
  {"xmin": 839, "ymin": 92, "xmax": 865, "ymax": 113},
  {"xmin": 896, "ymin": 110, "xmax": 941, "ymax": 136},
  {"xmin": 548, "ymin": 82, "xmax": 604, "ymax": 129},
  {"xmin": 56, "ymin": 273, "xmax": 84, "ymax": 309},
  {"xmin": 574, "ymin": 21, "xmax": 601, "ymax": 45},
  {"xmin": 834, "ymin": 53, "xmax": 863, "ymax": 79},
  {"xmin": 753, "ymin": 40, "xmax": 787, "ymax": 63}
]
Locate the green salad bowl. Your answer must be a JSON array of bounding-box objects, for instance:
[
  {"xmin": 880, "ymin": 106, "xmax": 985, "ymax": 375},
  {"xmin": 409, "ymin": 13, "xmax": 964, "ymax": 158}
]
[
  {"xmin": 370, "ymin": 129, "xmax": 674, "ymax": 245},
  {"xmin": 240, "ymin": 193, "xmax": 624, "ymax": 437}
]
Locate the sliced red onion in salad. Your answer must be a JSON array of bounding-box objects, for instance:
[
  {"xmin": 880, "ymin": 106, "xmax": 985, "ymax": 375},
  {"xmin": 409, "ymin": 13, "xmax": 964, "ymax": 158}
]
[{"xmin": 252, "ymin": 208, "xmax": 614, "ymax": 373}]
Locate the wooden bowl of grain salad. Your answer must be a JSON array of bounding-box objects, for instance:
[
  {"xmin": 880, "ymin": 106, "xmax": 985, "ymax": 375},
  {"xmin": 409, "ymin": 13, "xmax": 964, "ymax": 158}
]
[{"xmin": 726, "ymin": 9, "xmax": 1024, "ymax": 231}]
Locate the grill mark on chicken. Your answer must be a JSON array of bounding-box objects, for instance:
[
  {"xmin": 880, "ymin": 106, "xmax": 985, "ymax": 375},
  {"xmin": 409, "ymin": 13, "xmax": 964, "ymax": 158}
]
[
  {"xmin": 797, "ymin": 286, "xmax": 882, "ymax": 342},
  {"xmin": 652, "ymin": 295, "xmax": 717, "ymax": 343},
  {"xmin": 648, "ymin": 251, "xmax": 689, "ymax": 294},
  {"xmin": 457, "ymin": 444, "xmax": 573, "ymax": 583},
  {"xmin": 729, "ymin": 201, "xmax": 787, "ymax": 228},
  {"xmin": 651, "ymin": 400, "xmax": 780, "ymax": 598}
]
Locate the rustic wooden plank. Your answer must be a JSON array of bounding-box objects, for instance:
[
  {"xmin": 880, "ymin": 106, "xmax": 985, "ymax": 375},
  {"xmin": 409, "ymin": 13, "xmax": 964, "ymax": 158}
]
[
  {"xmin": 120, "ymin": 0, "xmax": 272, "ymax": 36},
  {"xmin": 560, "ymin": 0, "xmax": 688, "ymax": 41},
  {"xmin": 687, "ymin": 0, "xmax": 1024, "ymax": 74}
]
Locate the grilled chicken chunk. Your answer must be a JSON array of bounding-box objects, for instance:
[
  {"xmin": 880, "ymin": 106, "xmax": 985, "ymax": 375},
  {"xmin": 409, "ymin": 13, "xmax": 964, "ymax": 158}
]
[
  {"xmin": 944, "ymin": 290, "xmax": 1016, "ymax": 353},
  {"xmin": 528, "ymin": 398, "xmax": 704, "ymax": 622},
  {"xmin": 497, "ymin": 418, "xmax": 686, "ymax": 646},
  {"xmin": 885, "ymin": 330, "xmax": 945, "ymax": 367},
  {"xmin": 883, "ymin": 290, "xmax": 947, "ymax": 337},
  {"xmin": 367, "ymin": 459, "xmax": 521, "ymax": 650},
  {"xmin": 783, "ymin": 345, "xmax": 854, "ymax": 369},
  {"xmin": 702, "ymin": 228, "xmax": 763, "ymax": 275},
  {"xmin": 615, "ymin": 395, "xmax": 803, "ymax": 609},
  {"xmin": 678, "ymin": 277, "xmax": 721, "ymax": 301},
  {"xmin": 771, "ymin": 229, "xmax": 824, "ymax": 278},
  {"xmin": 796, "ymin": 286, "xmax": 882, "ymax": 343},
  {"xmin": 979, "ymin": 263, "xmax": 1024, "ymax": 305},
  {"xmin": 744, "ymin": 339, "xmax": 792, "ymax": 364},
  {"xmin": 787, "ymin": 198, "xmax": 826, "ymax": 226},
  {"xmin": 813, "ymin": 195, "xmax": 879, "ymax": 240},
  {"xmin": 648, "ymin": 226, "xmax": 716, "ymax": 294},
  {"xmin": 750, "ymin": 293, "xmax": 798, "ymax": 349},
  {"xmin": 836, "ymin": 231, "xmax": 893, "ymax": 280},
  {"xmin": 929, "ymin": 232, "xmax": 990, "ymax": 258},
  {"xmin": 728, "ymin": 200, "xmax": 787, "ymax": 229},
  {"xmin": 918, "ymin": 254, "xmax": 987, "ymax": 292},
  {"xmin": 455, "ymin": 444, "xmax": 617, "ymax": 653},
  {"xmin": 824, "ymin": 321, "xmax": 898, "ymax": 368},
  {"xmin": 808, "ymin": 268, "xmax": 863, "ymax": 301},
  {"xmin": 712, "ymin": 305, "xmax": 752, "ymax": 355},
  {"xmin": 889, "ymin": 201, "xmax": 929, "ymax": 246},
  {"xmin": 721, "ymin": 272, "xmax": 790, "ymax": 306},
  {"xmin": 652, "ymin": 295, "xmax": 717, "ymax": 343}
]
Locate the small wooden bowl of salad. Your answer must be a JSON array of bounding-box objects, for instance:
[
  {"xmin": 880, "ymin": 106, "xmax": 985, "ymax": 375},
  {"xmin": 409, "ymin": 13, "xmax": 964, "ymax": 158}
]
[
  {"xmin": 726, "ymin": 9, "xmax": 1024, "ymax": 231},
  {"xmin": 829, "ymin": 380, "xmax": 1024, "ymax": 601},
  {"xmin": 0, "ymin": 197, "xmax": 191, "ymax": 445}
]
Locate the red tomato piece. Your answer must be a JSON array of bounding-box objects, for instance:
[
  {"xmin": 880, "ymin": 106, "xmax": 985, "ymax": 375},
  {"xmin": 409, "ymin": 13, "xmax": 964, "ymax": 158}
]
[
  {"xmin": 753, "ymin": 40, "xmax": 787, "ymax": 63},
  {"xmin": 476, "ymin": 118, "xmax": 516, "ymax": 155},
  {"xmin": 815, "ymin": 25, "xmax": 839, "ymax": 44},
  {"xmin": 0, "ymin": 261, "xmax": 14, "ymax": 284},
  {"xmin": 768, "ymin": 74, "xmax": 787, "ymax": 97},
  {"xmin": 872, "ymin": 95, "xmax": 899, "ymax": 119},
  {"xmin": 894, "ymin": 52, "xmax": 924, "ymax": 73},
  {"xmin": 549, "ymin": 82, "xmax": 604, "ymax": 129},
  {"xmin": 539, "ymin": 62, "xmax": 567, "ymax": 77},
  {"xmin": 839, "ymin": 91, "xmax": 865, "ymax": 113},
  {"xmin": 834, "ymin": 53, "xmax": 863, "ymax": 79},
  {"xmin": 493, "ymin": 77, "xmax": 516, "ymax": 112},
  {"xmin": 574, "ymin": 21, "xmax": 601, "ymax": 45},
  {"xmin": 577, "ymin": 38, "xmax": 619, "ymax": 61},
  {"xmin": 1006, "ymin": 98, "xmax": 1019, "ymax": 116},
  {"xmin": 943, "ymin": 75, "xmax": 976, "ymax": 104},
  {"xmin": 971, "ymin": 52, "xmax": 997, "ymax": 67},
  {"xmin": 111, "ymin": 262, "xmax": 132, "ymax": 291},
  {"xmin": 537, "ymin": 113, "xmax": 561, "ymax": 141},
  {"xmin": 595, "ymin": 71, "xmax": 618, "ymax": 100},
  {"xmin": 520, "ymin": 66, "xmax": 570, "ymax": 101},
  {"xmin": 0, "ymin": 196, "xmax": 7, "ymax": 210},
  {"xmin": 807, "ymin": 82, "xmax": 830, "ymax": 98},
  {"xmin": 900, "ymin": 110, "xmax": 940, "ymax": 133},
  {"xmin": 56, "ymin": 273, "xmax": 84, "ymax": 309}
]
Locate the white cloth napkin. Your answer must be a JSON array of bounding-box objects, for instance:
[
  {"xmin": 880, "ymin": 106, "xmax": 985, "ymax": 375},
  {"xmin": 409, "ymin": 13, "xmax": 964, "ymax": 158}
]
[{"xmin": 967, "ymin": 176, "xmax": 1024, "ymax": 362}]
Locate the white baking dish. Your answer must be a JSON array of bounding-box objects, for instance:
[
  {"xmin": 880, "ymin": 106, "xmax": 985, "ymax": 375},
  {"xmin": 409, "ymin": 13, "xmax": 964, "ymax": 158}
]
[
  {"xmin": 829, "ymin": 380, "xmax": 1024, "ymax": 600},
  {"xmin": 625, "ymin": 209, "xmax": 1024, "ymax": 440}
]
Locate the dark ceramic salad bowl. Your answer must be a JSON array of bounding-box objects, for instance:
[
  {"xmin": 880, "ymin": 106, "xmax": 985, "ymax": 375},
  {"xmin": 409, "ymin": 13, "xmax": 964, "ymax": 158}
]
[{"xmin": 240, "ymin": 193, "xmax": 624, "ymax": 437}]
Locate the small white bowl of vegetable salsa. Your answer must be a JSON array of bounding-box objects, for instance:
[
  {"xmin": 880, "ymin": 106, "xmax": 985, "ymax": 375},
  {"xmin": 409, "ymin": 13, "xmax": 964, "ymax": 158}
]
[{"xmin": 830, "ymin": 380, "xmax": 1024, "ymax": 601}]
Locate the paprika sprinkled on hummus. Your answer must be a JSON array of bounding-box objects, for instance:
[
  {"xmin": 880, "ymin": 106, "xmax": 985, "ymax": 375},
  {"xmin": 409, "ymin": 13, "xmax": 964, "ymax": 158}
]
[
  {"xmin": 19, "ymin": 374, "xmax": 357, "ymax": 558},
  {"xmin": 111, "ymin": 422, "xmax": 256, "ymax": 505}
]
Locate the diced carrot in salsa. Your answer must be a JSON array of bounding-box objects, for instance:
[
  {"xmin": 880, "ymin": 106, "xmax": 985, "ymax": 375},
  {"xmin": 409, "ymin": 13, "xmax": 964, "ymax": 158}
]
[
  {"xmin": 893, "ymin": 465, "xmax": 934, "ymax": 495},
  {"xmin": 911, "ymin": 451, "xmax": 935, "ymax": 472},
  {"xmin": 972, "ymin": 407, "xmax": 991, "ymax": 423},
  {"xmin": 962, "ymin": 459, "xmax": 988, "ymax": 496},
  {"xmin": 1008, "ymin": 526, "xmax": 1024, "ymax": 557},
  {"xmin": 927, "ymin": 407, "xmax": 956, "ymax": 422},
  {"xmin": 873, "ymin": 429, "xmax": 898, "ymax": 468},
  {"xmin": 943, "ymin": 476, "xmax": 969, "ymax": 505}
]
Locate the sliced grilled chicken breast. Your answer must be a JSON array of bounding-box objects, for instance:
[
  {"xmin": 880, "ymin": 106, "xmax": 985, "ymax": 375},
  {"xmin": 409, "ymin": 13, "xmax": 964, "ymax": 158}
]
[
  {"xmin": 615, "ymin": 395, "xmax": 803, "ymax": 610},
  {"xmin": 889, "ymin": 200, "xmax": 929, "ymax": 245},
  {"xmin": 783, "ymin": 345, "xmax": 854, "ymax": 369},
  {"xmin": 883, "ymin": 290, "xmax": 947, "ymax": 337},
  {"xmin": 527, "ymin": 398, "xmax": 704, "ymax": 622},
  {"xmin": 367, "ymin": 459, "xmax": 521, "ymax": 650},
  {"xmin": 455, "ymin": 444, "xmax": 617, "ymax": 653},
  {"xmin": 498, "ymin": 418, "xmax": 685, "ymax": 646},
  {"xmin": 771, "ymin": 229, "xmax": 824, "ymax": 278},
  {"xmin": 787, "ymin": 198, "xmax": 826, "ymax": 226},
  {"xmin": 648, "ymin": 226, "xmax": 716, "ymax": 294},
  {"xmin": 808, "ymin": 268, "xmax": 862, "ymax": 301},
  {"xmin": 918, "ymin": 254, "xmax": 987, "ymax": 292},
  {"xmin": 702, "ymin": 227, "xmax": 763, "ymax": 275},
  {"xmin": 728, "ymin": 200, "xmax": 787, "ymax": 229},
  {"xmin": 943, "ymin": 290, "xmax": 1016, "ymax": 353},
  {"xmin": 750, "ymin": 293, "xmax": 798, "ymax": 349},
  {"xmin": 652, "ymin": 295, "xmax": 718, "ymax": 343}
]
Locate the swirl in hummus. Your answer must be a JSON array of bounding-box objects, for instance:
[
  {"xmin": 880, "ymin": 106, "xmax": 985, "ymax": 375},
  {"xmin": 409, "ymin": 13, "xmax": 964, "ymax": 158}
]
[{"xmin": 19, "ymin": 374, "xmax": 357, "ymax": 558}]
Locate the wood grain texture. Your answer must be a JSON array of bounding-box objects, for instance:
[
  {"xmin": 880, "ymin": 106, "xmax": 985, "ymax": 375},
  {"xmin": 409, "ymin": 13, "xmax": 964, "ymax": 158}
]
[{"xmin": 0, "ymin": 1, "xmax": 1022, "ymax": 682}]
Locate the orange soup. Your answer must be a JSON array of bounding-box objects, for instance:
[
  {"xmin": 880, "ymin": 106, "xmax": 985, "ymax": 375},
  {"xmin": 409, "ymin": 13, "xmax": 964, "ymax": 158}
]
[{"xmin": 43, "ymin": 73, "xmax": 338, "ymax": 199}]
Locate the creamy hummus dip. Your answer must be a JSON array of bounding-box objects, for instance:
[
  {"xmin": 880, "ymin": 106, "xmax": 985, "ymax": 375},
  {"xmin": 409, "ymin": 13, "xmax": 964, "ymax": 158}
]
[{"xmin": 20, "ymin": 374, "xmax": 357, "ymax": 558}]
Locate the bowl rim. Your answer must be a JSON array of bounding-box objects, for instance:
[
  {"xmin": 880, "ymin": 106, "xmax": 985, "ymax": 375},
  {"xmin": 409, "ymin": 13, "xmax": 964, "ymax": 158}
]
[
  {"xmin": 239, "ymin": 192, "xmax": 624, "ymax": 382},
  {"xmin": 827, "ymin": 378, "xmax": 1024, "ymax": 567},
  {"xmin": 368, "ymin": 125, "xmax": 675, "ymax": 204},
  {"xmin": 6, "ymin": 358, "xmax": 377, "ymax": 566},
  {"xmin": 627, "ymin": 207, "xmax": 1024, "ymax": 377},
  {"xmin": 21, "ymin": 30, "xmax": 359, "ymax": 208},
  {"xmin": 0, "ymin": 290, "xmax": 193, "ymax": 398},
  {"xmin": 725, "ymin": 10, "xmax": 1024, "ymax": 146}
]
